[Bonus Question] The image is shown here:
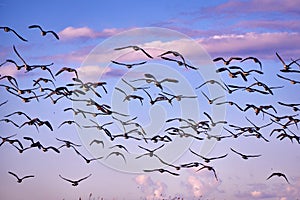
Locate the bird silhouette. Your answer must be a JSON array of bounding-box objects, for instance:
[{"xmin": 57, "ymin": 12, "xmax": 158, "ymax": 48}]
[
  {"xmin": 28, "ymin": 25, "xmax": 59, "ymax": 40},
  {"xmin": 203, "ymin": 112, "xmax": 227, "ymax": 127},
  {"xmin": 240, "ymin": 56, "xmax": 262, "ymax": 70},
  {"xmin": 89, "ymin": 139, "xmax": 104, "ymax": 148},
  {"xmin": 106, "ymin": 151, "xmax": 127, "ymax": 164},
  {"xmin": 121, "ymin": 78, "xmax": 150, "ymax": 91},
  {"xmin": 143, "ymin": 168, "xmax": 179, "ymax": 176},
  {"xmin": 59, "ymin": 174, "xmax": 92, "ymax": 186},
  {"xmin": 276, "ymin": 52, "xmax": 300, "ymax": 70},
  {"xmin": 213, "ymin": 56, "xmax": 242, "ymax": 65},
  {"xmin": 266, "ymin": 172, "xmax": 290, "ymax": 184},
  {"xmin": 115, "ymin": 87, "xmax": 144, "ymax": 105},
  {"xmin": 196, "ymin": 163, "xmax": 218, "ymax": 181},
  {"xmin": 0, "ymin": 26, "xmax": 27, "ymax": 41},
  {"xmin": 277, "ymin": 74, "xmax": 300, "ymax": 84},
  {"xmin": 201, "ymin": 91, "xmax": 224, "ymax": 104},
  {"xmin": 135, "ymin": 144, "xmax": 165, "ymax": 159},
  {"xmin": 56, "ymin": 138, "xmax": 81, "ymax": 149},
  {"xmin": 230, "ymin": 148, "xmax": 261, "ymax": 160},
  {"xmin": 114, "ymin": 45, "xmax": 153, "ymax": 58},
  {"xmin": 196, "ymin": 79, "xmax": 227, "ymax": 91},
  {"xmin": 111, "ymin": 60, "xmax": 147, "ymax": 69},
  {"xmin": 189, "ymin": 148, "xmax": 228, "ymax": 163},
  {"xmin": 55, "ymin": 67, "xmax": 78, "ymax": 79},
  {"xmin": 132, "ymin": 73, "xmax": 179, "ymax": 90},
  {"xmin": 216, "ymin": 101, "xmax": 244, "ymax": 111},
  {"xmin": 8, "ymin": 171, "xmax": 34, "ymax": 183},
  {"xmin": 58, "ymin": 120, "xmax": 81, "ymax": 129},
  {"xmin": 160, "ymin": 56, "xmax": 198, "ymax": 70}
]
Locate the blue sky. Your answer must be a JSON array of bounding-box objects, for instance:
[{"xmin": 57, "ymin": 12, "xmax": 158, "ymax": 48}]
[{"xmin": 1, "ymin": 0, "xmax": 300, "ymax": 199}]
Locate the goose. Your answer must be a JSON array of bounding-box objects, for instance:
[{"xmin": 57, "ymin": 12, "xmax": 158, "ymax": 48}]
[
  {"xmin": 114, "ymin": 45, "xmax": 153, "ymax": 59},
  {"xmin": 8, "ymin": 171, "xmax": 34, "ymax": 183},
  {"xmin": 59, "ymin": 174, "xmax": 92, "ymax": 186},
  {"xmin": 28, "ymin": 25, "xmax": 59, "ymax": 40},
  {"xmin": 0, "ymin": 26, "xmax": 27, "ymax": 41}
]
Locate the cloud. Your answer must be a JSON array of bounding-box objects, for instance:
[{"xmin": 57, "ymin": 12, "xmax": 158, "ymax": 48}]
[
  {"xmin": 0, "ymin": 63, "xmax": 22, "ymax": 77},
  {"xmin": 76, "ymin": 65, "xmax": 113, "ymax": 82},
  {"xmin": 235, "ymin": 20, "xmax": 300, "ymax": 32},
  {"xmin": 134, "ymin": 175, "xmax": 168, "ymax": 200},
  {"xmin": 206, "ymin": 0, "xmax": 300, "ymax": 15},
  {"xmin": 181, "ymin": 169, "xmax": 220, "ymax": 198},
  {"xmin": 251, "ymin": 190, "xmax": 262, "ymax": 198},
  {"xmin": 59, "ymin": 26, "xmax": 127, "ymax": 40},
  {"xmin": 198, "ymin": 32, "xmax": 300, "ymax": 58},
  {"xmin": 235, "ymin": 177, "xmax": 300, "ymax": 199}
]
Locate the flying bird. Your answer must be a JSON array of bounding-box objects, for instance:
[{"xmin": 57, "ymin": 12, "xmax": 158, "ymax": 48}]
[
  {"xmin": 266, "ymin": 172, "xmax": 290, "ymax": 184},
  {"xmin": 121, "ymin": 78, "xmax": 150, "ymax": 91},
  {"xmin": 56, "ymin": 138, "xmax": 81, "ymax": 149},
  {"xmin": 189, "ymin": 148, "xmax": 228, "ymax": 163},
  {"xmin": 196, "ymin": 79, "xmax": 227, "ymax": 91},
  {"xmin": 71, "ymin": 146, "xmax": 103, "ymax": 164},
  {"xmin": 89, "ymin": 139, "xmax": 104, "ymax": 148},
  {"xmin": 216, "ymin": 101, "xmax": 244, "ymax": 111},
  {"xmin": 276, "ymin": 52, "xmax": 300, "ymax": 70},
  {"xmin": 277, "ymin": 74, "xmax": 300, "ymax": 84},
  {"xmin": 135, "ymin": 144, "xmax": 165, "ymax": 159},
  {"xmin": 28, "ymin": 25, "xmax": 59, "ymax": 40},
  {"xmin": 111, "ymin": 60, "xmax": 147, "ymax": 69},
  {"xmin": 203, "ymin": 112, "xmax": 227, "ymax": 127},
  {"xmin": 8, "ymin": 171, "xmax": 34, "ymax": 183},
  {"xmin": 0, "ymin": 26, "xmax": 27, "ymax": 42},
  {"xmin": 131, "ymin": 73, "xmax": 179, "ymax": 90},
  {"xmin": 196, "ymin": 164, "xmax": 218, "ymax": 181},
  {"xmin": 201, "ymin": 91, "xmax": 224, "ymax": 104},
  {"xmin": 106, "ymin": 151, "xmax": 127, "ymax": 164},
  {"xmin": 213, "ymin": 56, "xmax": 242, "ymax": 65},
  {"xmin": 59, "ymin": 174, "xmax": 92, "ymax": 186},
  {"xmin": 58, "ymin": 120, "xmax": 81, "ymax": 129},
  {"xmin": 230, "ymin": 148, "xmax": 261, "ymax": 160},
  {"xmin": 114, "ymin": 45, "xmax": 153, "ymax": 59},
  {"xmin": 55, "ymin": 67, "xmax": 78, "ymax": 79},
  {"xmin": 143, "ymin": 168, "xmax": 179, "ymax": 176},
  {"xmin": 240, "ymin": 56, "xmax": 262, "ymax": 70},
  {"xmin": 115, "ymin": 87, "xmax": 144, "ymax": 105}
]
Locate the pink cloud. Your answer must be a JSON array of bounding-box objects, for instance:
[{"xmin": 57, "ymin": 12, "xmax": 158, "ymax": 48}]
[
  {"xmin": 212, "ymin": 0, "xmax": 300, "ymax": 14},
  {"xmin": 235, "ymin": 20, "xmax": 300, "ymax": 32},
  {"xmin": 134, "ymin": 175, "xmax": 168, "ymax": 200},
  {"xmin": 181, "ymin": 169, "xmax": 221, "ymax": 198},
  {"xmin": 198, "ymin": 32, "xmax": 300, "ymax": 59},
  {"xmin": 59, "ymin": 26, "xmax": 127, "ymax": 40}
]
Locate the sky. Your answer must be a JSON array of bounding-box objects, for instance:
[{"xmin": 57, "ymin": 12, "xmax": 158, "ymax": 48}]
[{"xmin": 1, "ymin": 0, "xmax": 300, "ymax": 199}]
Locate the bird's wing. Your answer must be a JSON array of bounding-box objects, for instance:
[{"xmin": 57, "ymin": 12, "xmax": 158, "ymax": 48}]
[
  {"xmin": 77, "ymin": 174, "xmax": 92, "ymax": 182},
  {"xmin": 8, "ymin": 171, "xmax": 19, "ymax": 179},
  {"xmin": 59, "ymin": 175, "xmax": 74, "ymax": 183},
  {"xmin": 48, "ymin": 31, "xmax": 60, "ymax": 40},
  {"xmin": 28, "ymin": 25, "xmax": 43, "ymax": 30}
]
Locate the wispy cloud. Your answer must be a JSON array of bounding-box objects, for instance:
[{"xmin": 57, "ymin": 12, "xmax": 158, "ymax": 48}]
[
  {"xmin": 211, "ymin": 0, "xmax": 300, "ymax": 14},
  {"xmin": 235, "ymin": 177, "xmax": 300, "ymax": 199},
  {"xmin": 59, "ymin": 26, "xmax": 127, "ymax": 40},
  {"xmin": 198, "ymin": 32, "xmax": 300, "ymax": 58},
  {"xmin": 234, "ymin": 20, "xmax": 300, "ymax": 32}
]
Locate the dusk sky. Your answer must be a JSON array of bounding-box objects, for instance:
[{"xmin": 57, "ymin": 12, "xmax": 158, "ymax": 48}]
[{"xmin": 1, "ymin": 1, "xmax": 300, "ymax": 200}]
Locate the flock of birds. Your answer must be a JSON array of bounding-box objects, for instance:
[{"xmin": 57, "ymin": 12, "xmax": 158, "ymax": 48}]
[{"xmin": 1, "ymin": 25, "xmax": 300, "ymax": 199}]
